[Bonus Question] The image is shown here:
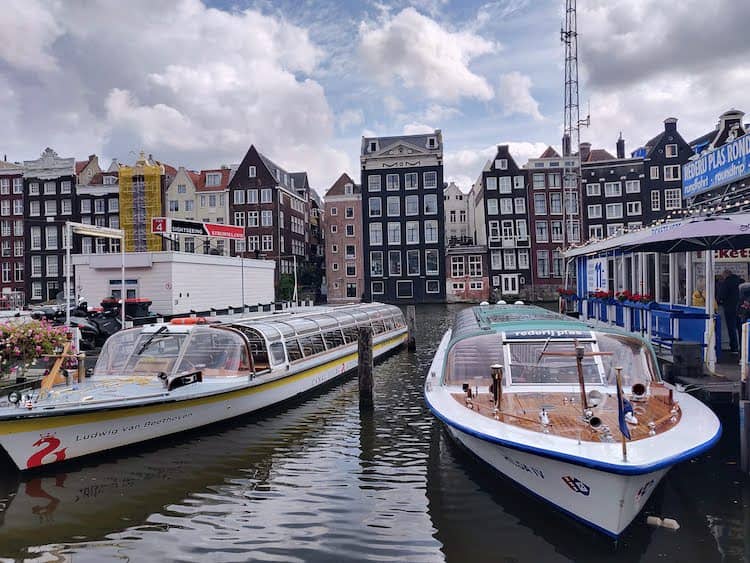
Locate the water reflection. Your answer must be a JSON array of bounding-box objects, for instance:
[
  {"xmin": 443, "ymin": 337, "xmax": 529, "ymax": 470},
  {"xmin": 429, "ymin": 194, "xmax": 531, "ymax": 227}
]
[{"xmin": 0, "ymin": 304, "xmax": 746, "ymax": 562}]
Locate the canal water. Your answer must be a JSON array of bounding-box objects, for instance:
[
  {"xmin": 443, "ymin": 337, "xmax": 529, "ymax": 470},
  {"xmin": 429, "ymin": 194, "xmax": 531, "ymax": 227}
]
[{"xmin": 0, "ymin": 304, "xmax": 748, "ymax": 562}]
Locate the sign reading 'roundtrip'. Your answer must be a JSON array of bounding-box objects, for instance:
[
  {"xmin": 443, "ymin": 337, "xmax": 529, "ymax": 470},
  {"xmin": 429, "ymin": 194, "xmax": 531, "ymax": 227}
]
[
  {"xmin": 151, "ymin": 217, "xmax": 245, "ymax": 240},
  {"xmin": 683, "ymin": 133, "xmax": 750, "ymax": 199}
]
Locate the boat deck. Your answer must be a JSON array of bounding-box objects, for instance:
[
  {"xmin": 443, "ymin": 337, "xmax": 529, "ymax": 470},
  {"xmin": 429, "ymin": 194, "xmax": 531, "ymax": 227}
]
[
  {"xmin": 451, "ymin": 388, "xmax": 681, "ymax": 443},
  {"xmin": 0, "ymin": 376, "xmax": 168, "ymax": 414}
]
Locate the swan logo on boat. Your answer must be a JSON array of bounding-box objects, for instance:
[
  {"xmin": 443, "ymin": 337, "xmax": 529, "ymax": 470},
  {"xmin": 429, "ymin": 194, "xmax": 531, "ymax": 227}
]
[
  {"xmin": 562, "ymin": 475, "xmax": 590, "ymax": 496},
  {"xmin": 26, "ymin": 434, "xmax": 67, "ymax": 468}
]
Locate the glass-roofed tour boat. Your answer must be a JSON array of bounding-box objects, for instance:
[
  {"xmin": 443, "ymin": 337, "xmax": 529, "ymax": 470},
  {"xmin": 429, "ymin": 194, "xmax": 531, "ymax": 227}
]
[
  {"xmin": 0, "ymin": 303, "xmax": 407, "ymax": 470},
  {"xmin": 424, "ymin": 304, "xmax": 721, "ymax": 538}
]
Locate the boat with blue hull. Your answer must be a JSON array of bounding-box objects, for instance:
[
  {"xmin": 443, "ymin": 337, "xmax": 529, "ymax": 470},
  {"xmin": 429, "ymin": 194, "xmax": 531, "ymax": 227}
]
[{"xmin": 424, "ymin": 304, "xmax": 721, "ymax": 537}]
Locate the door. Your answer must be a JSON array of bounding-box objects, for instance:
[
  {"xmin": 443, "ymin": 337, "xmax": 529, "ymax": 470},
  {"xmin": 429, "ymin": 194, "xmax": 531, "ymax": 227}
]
[{"xmin": 501, "ymin": 274, "xmax": 519, "ymax": 295}]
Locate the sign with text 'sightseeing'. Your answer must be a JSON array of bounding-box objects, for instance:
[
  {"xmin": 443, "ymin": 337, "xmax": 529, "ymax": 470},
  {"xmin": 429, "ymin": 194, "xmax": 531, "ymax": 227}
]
[
  {"xmin": 683, "ymin": 133, "xmax": 750, "ymax": 199},
  {"xmin": 150, "ymin": 217, "xmax": 245, "ymax": 240}
]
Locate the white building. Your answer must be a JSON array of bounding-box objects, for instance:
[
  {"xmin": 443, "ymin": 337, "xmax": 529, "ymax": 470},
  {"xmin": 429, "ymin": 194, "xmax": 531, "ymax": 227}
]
[
  {"xmin": 443, "ymin": 181, "xmax": 472, "ymax": 245},
  {"xmin": 72, "ymin": 252, "xmax": 275, "ymax": 316}
]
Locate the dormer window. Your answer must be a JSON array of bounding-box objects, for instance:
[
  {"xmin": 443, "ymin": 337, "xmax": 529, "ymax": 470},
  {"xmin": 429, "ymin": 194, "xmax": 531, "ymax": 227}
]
[
  {"xmin": 344, "ymin": 183, "xmax": 353, "ymax": 195},
  {"xmin": 495, "ymin": 159, "xmax": 508, "ymax": 170},
  {"xmin": 275, "ymin": 169, "xmax": 280, "ymax": 181},
  {"xmin": 206, "ymin": 173, "xmax": 221, "ymax": 187},
  {"xmin": 427, "ymin": 137, "xmax": 437, "ymax": 149},
  {"xmin": 248, "ymin": 165, "xmax": 256, "ymax": 178},
  {"xmin": 103, "ymin": 176, "xmax": 116, "ymax": 185},
  {"xmin": 369, "ymin": 141, "xmax": 378, "ymax": 152}
]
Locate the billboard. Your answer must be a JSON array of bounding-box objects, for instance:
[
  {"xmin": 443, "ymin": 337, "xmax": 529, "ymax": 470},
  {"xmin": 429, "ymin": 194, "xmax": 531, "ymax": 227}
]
[
  {"xmin": 151, "ymin": 217, "xmax": 245, "ymax": 240},
  {"xmin": 683, "ymin": 133, "xmax": 750, "ymax": 198}
]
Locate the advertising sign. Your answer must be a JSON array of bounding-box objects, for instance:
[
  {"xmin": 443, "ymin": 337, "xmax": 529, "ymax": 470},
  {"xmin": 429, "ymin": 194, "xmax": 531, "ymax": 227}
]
[
  {"xmin": 587, "ymin": 257, "xmax": 608, "ymax": 292},
  {"xmin": 150, "ymin": 217, "xmax": 245, "ymax": 240},
  {"xmin": 683, "ymin": 133, "xmax": 750, "ymax": 198}
]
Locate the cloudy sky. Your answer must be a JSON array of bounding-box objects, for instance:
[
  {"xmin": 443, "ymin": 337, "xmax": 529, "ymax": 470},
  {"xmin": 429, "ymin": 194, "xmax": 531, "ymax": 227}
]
[{"xmin": 2, "ymin": 0, "xmax": 748, "ymax": 194}]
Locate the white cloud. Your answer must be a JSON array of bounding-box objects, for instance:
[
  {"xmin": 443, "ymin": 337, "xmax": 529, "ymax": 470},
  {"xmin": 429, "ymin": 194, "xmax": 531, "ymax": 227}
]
[
  {"xmin": 403, "ymin": 122, "xmax": 436, "ymax": 135},
  {"xmin": 337, "ymin": 109, "xmax": 364, "ymax": 130},
  {"xmin": 359, "ymin": 7, "xmax": 495, "ymax": 102},
  {"xmin": 0, "ymin": 0, "xmax": 349, "ymax": 192},
  {"xmin": 421, "ymin": 104, "xmax": 461, "ymax": 122},
  {"xmin": 498, "ymin": 71, "xmax": 542, "ymax": 121},
  {"xmin": 579, "ymin": 0, "xmax": 750, "ymax": 151},
  {"xmin": 0, "ymin": 0, "xmax": 62, "ymax": 72},
  {"xmin": 383, "ymin": 95, "xmax": 403, "ymax": 114},
  {"xmin": 444, "ymin": 141, "xmax": 549, "ymax": 188}
]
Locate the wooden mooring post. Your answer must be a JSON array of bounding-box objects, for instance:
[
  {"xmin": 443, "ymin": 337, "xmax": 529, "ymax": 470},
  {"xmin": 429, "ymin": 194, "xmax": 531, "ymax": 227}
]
[
  {"xmin": 358, "ymin": 325, "xmax": 374, "ymax": 409},
  {"xmin": 406, "ymin": 305, "xmax": 417, "ymax": 351}
]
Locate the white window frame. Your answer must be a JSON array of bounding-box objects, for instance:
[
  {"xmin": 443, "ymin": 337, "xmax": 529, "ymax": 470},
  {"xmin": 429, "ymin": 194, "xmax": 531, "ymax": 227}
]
[
  {"xmin": 626, "ymin": 201, "xmax": 642, "ymax": 216},
  {"xmin": 651, "ymin": 190, "xmax": 661, "ymax": 211},
  {"xmin": 587, "ymin": 204, "xmax": 602, "ymax": 219},
  {"xmin": 605, "ymin": 202, "xmax": 623, "ymax": 219},
  {"xmin": 586, "ymin": 182, "xmax": 601, "ymax": 196}
]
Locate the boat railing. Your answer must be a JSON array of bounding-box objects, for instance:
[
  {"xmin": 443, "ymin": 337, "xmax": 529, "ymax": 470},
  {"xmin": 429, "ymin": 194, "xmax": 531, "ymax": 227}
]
[{"xmin": 570, "ymin": 296, "xmax": 717, "ymax": 358}]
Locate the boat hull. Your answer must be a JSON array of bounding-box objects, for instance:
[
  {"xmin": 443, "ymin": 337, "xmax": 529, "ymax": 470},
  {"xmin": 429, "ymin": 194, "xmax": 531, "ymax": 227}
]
[
  {"xmin": 0, "ymin": 332, "xmax": 407, "ymax": 471},
  {"xmin": 444, "ymin": 424, "xmax": 668, "ymax": 537}
]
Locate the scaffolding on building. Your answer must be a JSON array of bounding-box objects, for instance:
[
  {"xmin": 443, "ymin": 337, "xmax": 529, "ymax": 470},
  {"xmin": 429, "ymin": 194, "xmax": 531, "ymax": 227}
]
[{"xmin": 119, "ymin": 154, "xmax": 163, "ymax": 252}]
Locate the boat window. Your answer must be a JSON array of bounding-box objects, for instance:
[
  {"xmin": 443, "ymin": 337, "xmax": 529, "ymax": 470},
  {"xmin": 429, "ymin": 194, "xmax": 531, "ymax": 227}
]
[
  {"xmin": 372, "ymin": 319, "xmax": 386, "ymax": 334},
  {"xmin": 286, "ymin": 339, "xmax": 304, "ymax": 362},
  {"xmin": 323, "ymin": 329, "xmax": 343, "ymax": 349},
  {"xmin": 384, "ymin": 317, "xmax": 395, "ymax": 331},
  {"xmin": 176, "ymin": 328, "xmax": 250, "ymax": 377},
  {"xmin": 341, "ymin": 324, "xmax": 358, "ymax": 344},
  {"xmin": 444, "ymin": 334, "xmax": 504, "ymax": 387},
  {"xmin": 117, "ymin": 331, "xmax": 188, "ymax": 376},
  {"xmin": 94, "ymin": 328, "xmax": 143, "ymax": 376},
  {"xmin": 507, "ymin": 341, "xmax": 602, "ymax": 385},
  {"xmin": 269, "ymin": 342, "xmax": 286, "ymax": 365},
  {"xmin": 595, "ymin": 333, "xmax": 657, "ymax": 387},
  {"xmin": 299, "ymin": 333, "xmax": 326, "ymax": 356}
]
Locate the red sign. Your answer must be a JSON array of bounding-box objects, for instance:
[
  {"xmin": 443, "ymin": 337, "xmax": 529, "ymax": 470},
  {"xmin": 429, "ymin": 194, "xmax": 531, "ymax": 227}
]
[
  {"xmin": 151, "ymin": 217, "xmax": 245, "ymax": 240},
  {"xmin": 205, "ymin": 223, "xmax": 245, "ymax": 240},
  {"xmin": 151, "ymin": 217, "xmax": 168, "ymax": 234}
]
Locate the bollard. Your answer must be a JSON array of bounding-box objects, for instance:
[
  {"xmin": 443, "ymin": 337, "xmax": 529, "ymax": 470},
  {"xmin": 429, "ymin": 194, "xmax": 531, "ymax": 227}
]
[
  {"xmin": 358, "ymin": 325, "xmax": 374, "ymax": 409},
  {"xmin": 406, "ymin": 305, "xmax": 417, "ymax": 350}
]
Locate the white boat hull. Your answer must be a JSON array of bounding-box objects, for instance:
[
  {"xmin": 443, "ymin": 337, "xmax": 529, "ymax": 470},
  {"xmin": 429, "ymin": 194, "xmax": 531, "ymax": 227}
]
[
  {"xmin": 445, "ymin": 424, "xmax": 668, "ymax": 537},
  {"xmin": 0, "ymin": 332, "xmax": 407, "ymax": 470}
]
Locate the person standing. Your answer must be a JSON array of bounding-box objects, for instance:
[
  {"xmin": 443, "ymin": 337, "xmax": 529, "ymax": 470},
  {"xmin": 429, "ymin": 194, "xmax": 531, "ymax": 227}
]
[{"xmin": 717, "ymin": 269, "xmax": 744, "ymax": 354}]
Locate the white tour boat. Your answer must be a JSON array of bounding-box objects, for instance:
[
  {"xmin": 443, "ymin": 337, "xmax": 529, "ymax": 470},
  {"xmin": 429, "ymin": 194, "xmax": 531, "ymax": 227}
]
[
  {"xmin": 424, "ymin": 304, "xmax": 721, "ymax": 537},
  {"xmin": 0, "ymin": 303, "xmax": 407, "ymax": 470}
]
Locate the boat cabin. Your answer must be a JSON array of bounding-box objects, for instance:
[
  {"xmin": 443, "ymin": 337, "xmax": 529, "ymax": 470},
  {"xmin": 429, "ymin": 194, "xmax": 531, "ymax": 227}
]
[
  {"xmin": 94, "ymin": 303, "xmax": 407, "ymax": 380},
  {"xmin": 445, "ymin": 306, "xmax": 659, "ymax": 391}
]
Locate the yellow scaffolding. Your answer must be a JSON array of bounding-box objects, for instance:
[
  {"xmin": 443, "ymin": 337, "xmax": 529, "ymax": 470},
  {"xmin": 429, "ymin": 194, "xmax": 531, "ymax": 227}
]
[{"xmin": 119, "ymin": 155, "xmax": 164, "ymax": 252}]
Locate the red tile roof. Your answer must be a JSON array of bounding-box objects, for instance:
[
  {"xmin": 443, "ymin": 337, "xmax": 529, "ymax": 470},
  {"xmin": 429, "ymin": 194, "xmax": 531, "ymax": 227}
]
[
  {"xmin": 539, "ymin": 146, "xmax": 561, "ymax": 158},
  {"xmin": 75, "ymin": 161, "xmax": 88, "ymax": 174},
  {"xmin": 585, "ymin": 149, "xmax": 616, "ymax": 162},
  {"xmin": 196, "ymin": 168, "xmax": 231, "ymax": 192}
]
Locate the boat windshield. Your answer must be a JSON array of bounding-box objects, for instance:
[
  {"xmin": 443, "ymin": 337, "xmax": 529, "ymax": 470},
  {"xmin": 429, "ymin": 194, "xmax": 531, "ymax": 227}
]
[
  {"xmin": 95, "ymin": 326, "xmax": 251, "ymax": 378},
  {"xmin": 445, "ymin": 332, "xmax": 657, "ymax": 389},
  {"xmin": 95, "ymin": 327, "xmax": 188, "ymax": 377}
]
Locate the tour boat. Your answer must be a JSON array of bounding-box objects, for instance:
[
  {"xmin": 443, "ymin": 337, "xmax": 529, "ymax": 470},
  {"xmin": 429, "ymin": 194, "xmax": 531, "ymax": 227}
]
[
  {"xmin": 0, "ymin": 303, "xmax": 407, "ymax": 470},
  {"xmin": 424, "ymin": 304, "xmax": 721, "ymax": 537}
]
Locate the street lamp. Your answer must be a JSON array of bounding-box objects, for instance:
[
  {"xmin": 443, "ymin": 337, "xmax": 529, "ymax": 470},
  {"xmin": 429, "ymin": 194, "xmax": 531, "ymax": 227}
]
[{"xmin": 65, "ymin": 221, "xmax": 126, "ymax": 328}]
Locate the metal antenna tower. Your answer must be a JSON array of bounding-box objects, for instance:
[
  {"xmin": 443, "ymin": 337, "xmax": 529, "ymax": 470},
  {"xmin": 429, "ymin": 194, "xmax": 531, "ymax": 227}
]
[{"xmin": 560, "ymin": 0, "xmax": 588, "ymax": 279}]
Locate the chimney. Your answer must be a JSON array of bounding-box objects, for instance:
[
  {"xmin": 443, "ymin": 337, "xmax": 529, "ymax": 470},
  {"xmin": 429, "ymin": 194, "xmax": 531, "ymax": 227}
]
[
  {"xmin": 664, "ymin": 117, "xmax": 678, "ymax": 133},
  {"xmin": 579, "ymin": 142, "xmax": 591, "ymax": 162},
  {"xmin": 616, "ymin": 133, "xmax": 625, "ymax": 159},
  {"xmin": 562, "ymin": 133, "xmax": 571, "ymax": 156}
]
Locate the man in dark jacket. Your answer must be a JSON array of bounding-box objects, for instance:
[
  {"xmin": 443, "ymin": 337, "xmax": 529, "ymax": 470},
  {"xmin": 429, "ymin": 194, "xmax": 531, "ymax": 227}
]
[{"xmin": 718, "ymin": 269, "xmax": 744, "ymax": 354}]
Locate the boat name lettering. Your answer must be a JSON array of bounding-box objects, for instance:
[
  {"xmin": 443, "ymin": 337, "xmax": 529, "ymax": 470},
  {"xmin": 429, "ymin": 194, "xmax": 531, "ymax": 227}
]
[
  {"xmin": 74, "ymin": 413, "xmax": 193, "ymax": 442},
  {"xmin": 505, "ymin": 330, "xmax": 590, "ymax": 340},
  {"xmin": 562, "ymin": 475, "xmax": 590, "ymax": 496},
  {"xmin": 503, "ymin": 454, "xmax": 545, "ymax": 479},
  {"xmin": 142, "ymin": 412, "xmax": 193, "ymax": 428}
]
